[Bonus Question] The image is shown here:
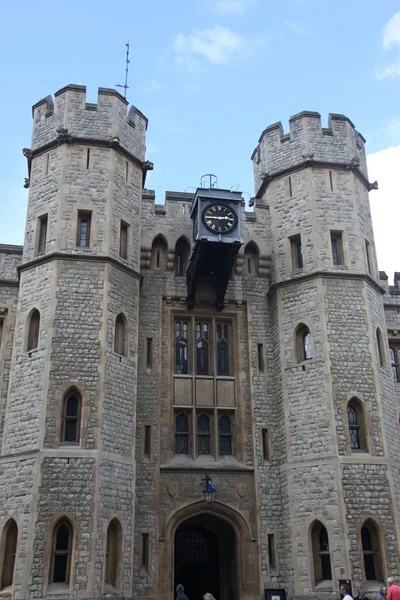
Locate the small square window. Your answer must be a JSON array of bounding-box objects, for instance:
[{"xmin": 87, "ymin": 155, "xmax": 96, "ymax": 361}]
[
  {"xmin": 290, "ymin": 234, "xmax": 303, "ymax": 270},
  {"xmin": 77, "ymin": 211, "xmax": 92, "ymax": 247}
]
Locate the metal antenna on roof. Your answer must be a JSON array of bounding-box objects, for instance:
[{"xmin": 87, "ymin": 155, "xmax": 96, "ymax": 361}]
[{"xmin": 116, "ymin": 42, "xmax": 130, "ymax": 99}]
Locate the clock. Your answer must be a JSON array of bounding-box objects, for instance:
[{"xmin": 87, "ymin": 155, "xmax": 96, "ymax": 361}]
[{"xmin": 202, "ymin": 203, "xmax": 238, "ymax": 234}]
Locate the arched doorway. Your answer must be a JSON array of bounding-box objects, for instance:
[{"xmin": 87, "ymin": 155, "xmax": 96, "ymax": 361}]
[{"xmin": 174, "ymin": 513, "xmax": 237, "ymax": 600}]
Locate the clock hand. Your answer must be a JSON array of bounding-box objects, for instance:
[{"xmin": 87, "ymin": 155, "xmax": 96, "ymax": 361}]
[{"xmin": 207, "ymin": 215, "xmax": 232, "ymax": 220}]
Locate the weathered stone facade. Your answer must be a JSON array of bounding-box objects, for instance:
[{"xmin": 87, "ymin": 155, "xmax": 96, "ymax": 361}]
[{"xmin": 0, "ymin": 85, "xmax": 399, "ymax": 600}]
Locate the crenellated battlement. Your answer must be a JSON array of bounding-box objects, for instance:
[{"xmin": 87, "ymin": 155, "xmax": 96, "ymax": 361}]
[
  {"xmin": 30, "ymin": 84, "xmax": 148, "ymax": 161},
  {"xmin": 252, "ymin": 111, "xmax": 368, "ymax": 195}
]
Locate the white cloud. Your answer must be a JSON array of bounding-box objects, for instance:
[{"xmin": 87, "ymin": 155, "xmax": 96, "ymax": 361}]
[
  {"xmin": 284, "ymin": 20, "xmax": 307, "ymax": 37},
  {"xmin": 376, "ymin": 12, "xmax": 400, "ymax": 80},
  {"xmin": 367, "ymin": 145, "xmax": 400, "ymax": 282},
  {"xmin": 212, "ymin": 0, "xmax": 254, "ymax": 16},
  {"xmin": 383, "ymin": 11, "xmax": 400, "ymax": 50},
  {"xmin": 173, "ymin": 25, "xmax": 246, "ymax": 66}
]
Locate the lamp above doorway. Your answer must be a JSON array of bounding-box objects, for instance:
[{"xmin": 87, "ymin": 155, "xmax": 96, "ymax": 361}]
[{"xmin": 202, "ymin": 474, "xmax": 217, "ymax": 503}]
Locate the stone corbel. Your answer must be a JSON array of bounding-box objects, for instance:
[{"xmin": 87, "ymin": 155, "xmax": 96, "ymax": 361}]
[{"xmin": 56, "ymin": 127, "xmax": 72, "ymax": 143}]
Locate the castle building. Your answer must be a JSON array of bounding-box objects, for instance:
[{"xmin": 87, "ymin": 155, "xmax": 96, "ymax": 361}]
[{"xmin": 0, "ymin": 84, "xmax": 400, "ymax": 600}]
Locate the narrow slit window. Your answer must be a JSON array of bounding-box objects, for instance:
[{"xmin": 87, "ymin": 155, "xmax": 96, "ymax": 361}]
[
  {"xmin": 77, "ymin": 211, "xmax": 92, "ymax": 247},
  {"xmin": 329, "ymin": 170, "xmax": 333, "ymax": 191},
  {"xmin": 37, "ymin": 214, "xmax": 48, "ymax": 254},
  {"xmin": 365, "ymin": 240, "xmax": 372, "ymax": 275},
  {"xmin": 46, "ymin": 153, "xmax": 50, "ymax": 175},
  {"xmin": 142, "ymin": 534, "xmax": 149, "ymax": 571},
  {"xmin": 105, "ymin": 519, "xmax": 121, "ymax": 589},
  {"xmin": 119, "ymin": 221, "xmax": 129, "ymax": 260},
  {"xmin": 290, "ymin": 234, "xmax": 303, "ymax": 270},
  {"xmin": 262, "ymin": 429, "xmax": 270, "ymax": 461},
  {"xmin": 51, "ymin": 520, "xmax": 72, "ymax": 584},
  {"xmin": 0, "ymin": 519, "xmax": 18, "ymax": 590},
  {"xmin": 330, "ymin": 231, "xmax": 344, "ymax": 265},
  {"xmin": 62, "ymin": 392, "xmax": 81, "ymax": 444},
  {"xmin": 27, "ymin": 309, "xmax": 40, "ymax": 352},
  {"xmin": 268, "ymin": 534, "xmax": 276, "ymax": 571},
  {"xmin": 86, "ymin": 148, "xmax": 90, "ymax": 169},
  {"xmin": 257, "ymin": 343, "xmax": 264, "ymax": 372},
  {"xmin": 144, "ymin": 425, "xmax": 151, "ymax": 458},
  {"xmin": 125, "ymin": 161, "xmax": 129, "ymax": 183},
  {"xmin": 288, "ymin": 176, "xmax": 292, "ymax": 197},
  {"xmin": 146, "ymin": 338, "xmax": 153, "ymax": 368}
]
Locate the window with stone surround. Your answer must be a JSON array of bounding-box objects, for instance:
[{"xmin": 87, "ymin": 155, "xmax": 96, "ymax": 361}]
[
  {"xmin": 389, "ymin": 344, "xmax": 400, "ymax": 382},
  {"xmin": 347, "ymin": 398, "xmax": 367, "ymax": 452},
  {"xmin": 0, "ymin": 519, "xmax": 18, "ymax": 590},
  {"xmin": 295, "ymin": 323, "xmax": 312, "ymax": 363},
  {"xmin": 173, "ymin": 315, "xmax": 236, "ymax": 459},
  {"xmin": 77, "ymin": 211, "xmax": 92, "ymax": 247},
  {"xmin": 114, "ymin": 313, "xmax": 128, "ymax": 357},
  {"xmin": 37, "ymin": 213, "xmax": 48, "ymax": 254},
  {"xmin": 376, "ymin": 328, "xmax": 386, "ymax": 367},
  {"xmin": 104, "ymin": 519, "xmax": 122, "ymax": 591},
  {"xmin": 175, "ymin": 237, "xmax": 190, "ymax": 277},
  {"xmin": 310, "ymin": 521, "xmax": 332, "ymax": 586},
  {"xmin": 151, "ymin": 235, "xmax": 167, "ymax": 269},
  {"xmin": 119, "ymin": 221, "xmax": 129, "ymax": 260},
  {"xmin": 290, "ymin": 234, "xmax": 303, "ymax": 270},
  {"xmin": 62, "ymin": 390, "xmax": 81, "ymax": 444},
  {"xmin": 243, "ymin": 241, "xmax": 259, "ymax": 275},
  {"xmin": 50, "ymin": 519, "xmax": 73, "ymax": 585},
  {"xmin": 27, "ymin": 308, "xmax": 40, "ymax": 352},
  {"xmin": 361, "ymin": 520, "xmax": 383, "ymax": 582},
  {"xmin": 330, "ymin": 231, "xmax": 344, "ymax": 266}
]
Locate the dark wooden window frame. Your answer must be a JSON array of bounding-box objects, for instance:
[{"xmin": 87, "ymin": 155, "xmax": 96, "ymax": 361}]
[
  {"xmin": 50, "ymin": 519, "xmax": 73, "ymax": 585},
  {"xmin": 77, "ymin": 211, "xmax": 92, "ymax": 248},
  {"xmin": 0, "ymin": 519, "xmax": 18, "ymax": 590},
  {"xmin": 61, "ymin": 391, "xmax": 81, "ymax": 444}
]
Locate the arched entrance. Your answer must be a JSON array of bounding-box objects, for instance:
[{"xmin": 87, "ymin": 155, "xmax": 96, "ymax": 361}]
[{"xmin": 174, "ymin": 512, "xmax": 237, "ymax": 600}]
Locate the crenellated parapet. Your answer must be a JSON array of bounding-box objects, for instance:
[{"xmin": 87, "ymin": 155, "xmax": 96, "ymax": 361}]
[
  {"xmin": 30, "ymin": 84, "xmax": 148, "ymax": 164},
  {"xmin": 251, "ymin": 111, "xmax": 371, "ymax": 197}
]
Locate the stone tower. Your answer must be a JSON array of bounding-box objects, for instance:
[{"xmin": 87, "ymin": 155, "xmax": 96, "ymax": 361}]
[
  {"xmin": 0, "ymin": 85, "xmax": 149, "ymax": 598},
  {"xmin": 252, "ymin": 112, "xmax": 400, "ymax": 597}
]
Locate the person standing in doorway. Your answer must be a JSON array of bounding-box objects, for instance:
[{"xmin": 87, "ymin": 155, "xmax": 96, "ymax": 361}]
[
  {"xmin": 340, "ymin": 583, "xmax": 353, "ymax": 600},
  {"xmin": 176, "ymin": 584, "xmax": 189, "ymax": 600},
  {"xmin": 387, "ymin": 577, "xmax": 400, "ymax": 600}
]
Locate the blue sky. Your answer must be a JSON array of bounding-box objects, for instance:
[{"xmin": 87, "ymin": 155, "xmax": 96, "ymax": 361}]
[{"xmin": 1, "ymin": 0, "xmax": 400, "ymax": 278}]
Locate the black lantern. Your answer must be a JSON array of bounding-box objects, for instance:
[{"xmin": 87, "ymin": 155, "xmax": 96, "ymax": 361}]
[{"xmin": 202, "ymin": 474, "xmax": 217, "ymax": 503}]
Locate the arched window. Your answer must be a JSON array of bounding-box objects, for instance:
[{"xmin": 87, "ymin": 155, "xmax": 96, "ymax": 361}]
[
  {"xmin": 347, "ymin": 398, "xmax": 366, "ymax": 451},
  {"xmin": 175, "ymin": 321, "xmax": 189, "ymax": 374},
  {"xmin": 0, "ymin": 519, "xmax": 18, "ymax": 590},
  {"xmin": 62, "ymin": 391, "xmax": 81, "ymax": 444},
  {"xmin": 311, "ymin": 521, "xmax": 332, "ymax": 585},
  {"xmin": 151, "ymin": 236, "xmax": 167, "ymax": 269},
  {"xmin": 376, "ymin": 328, "xmax": 385, "ymax": 367},
  {"xmin": 27, "ymin": 308, "xmax": 40, "ymax": 351},
  {"xmin": 105, "ymin": 519, "xmax": 122, "ymax": 590},
  {"xmin": 361, "ymin": 520, "xmax": 383, "ymax": 581},
  {"xmin": 389, "ymin": 346, "xmax": 400, "ymax": 382},
  {"xmin": 50, "ymin": 519, "xmax": 73, "ymax": 585},
  {"xmin": 216, "ymin": 322, "xmax": 230, "ymax": 376},
  {"xmin": 295, "ymin": 324, "xmax": 312, "ymax": 363},
  {"xmin": 114, "ymin": 313, "xmax": 128, "ymax": 357},
  {"xmin": 243, "ymin": 242, "xmax": 259, "ymax": 275},
  {"xmin": 175, "ymin": 238, "xmax": 190, "ymax": 277},
  {"xmin": 196, "ymin": 321, "xmax": 209, "ymax": 375},
  {"xmin": 197, "ymin": 415, "xmax": 210, "ymax": 455},
  {"xmin": 219, "ymin": 415, "xmax": 232, "ymax": 456},
  {"xmin": 175, "ymin": 414, "xmax": 189, "ymax": 454}
]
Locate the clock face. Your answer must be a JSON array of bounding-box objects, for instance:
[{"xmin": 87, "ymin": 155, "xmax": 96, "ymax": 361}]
[{"xmin": 202, "ymin": 203, "xmax": 237, "ymax": 234}]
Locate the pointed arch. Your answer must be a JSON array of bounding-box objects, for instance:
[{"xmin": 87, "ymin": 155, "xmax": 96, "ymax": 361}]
[
  {"xmin": 0, "ymin": 519, "xmax": 18, "ymax": 590},
  {"xmin": 175, "ymin": 236, "xmax": 190, "ymax": 277},
  {"xmin": 27, "ymin": 308, "xmax": 40, "ymax": 351},
  {"xmin": 347, "ymin": 397, "xmax": 367, "ymax": 451},
  {"xmin": 243, "ymin": 241, "xmax": 260, "ymax": 275},
  {"xmin": 104, "ymin": 518, "xmax": 122, "ymax": 590},
  {"xmin": 114, "ymin": 312, "xmax": 128, "ymax": 357},
  {"xmin": 62, "ymin": 388, "xmax": 82, "ymax": 444},
  {"xmin": 295, "ymin": 323, "xmax": 312, "ymax": 363},
  {"xmin": 361, "ymin": 519, "xmax": 384, "ymax": 581},
  {"xmin": 376, "ymin": 327, "xmax": 386, "ymax": 367},
  {"xmin": 151, "ymin": 235, "xmax": 168, "ymax": 269},
  {"xmin": 310, "ymin": 520, "xmax": 332, "ymax": 586},
  {"xmin": 50, "ymin": 517, "xmax": 73, "ymax": 585}
]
